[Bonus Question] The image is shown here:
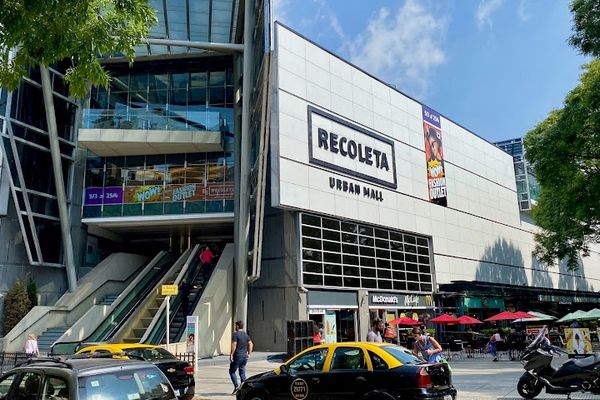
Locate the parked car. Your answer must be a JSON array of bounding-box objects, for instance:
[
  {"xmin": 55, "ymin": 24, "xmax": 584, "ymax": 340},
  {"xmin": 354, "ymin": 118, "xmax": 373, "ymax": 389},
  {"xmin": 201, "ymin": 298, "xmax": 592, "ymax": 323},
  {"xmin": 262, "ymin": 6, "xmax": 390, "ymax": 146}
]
[
  {"xmin": 0, "ymin": 357, "xmax": 176, "ymax": 400},
  {"xmin": 75, "ymin": 343, "xmax": 195, "ymax": 400},
  {"xmin": 236, "ymin": 342, "xmax": 456, "ymax": 400}
]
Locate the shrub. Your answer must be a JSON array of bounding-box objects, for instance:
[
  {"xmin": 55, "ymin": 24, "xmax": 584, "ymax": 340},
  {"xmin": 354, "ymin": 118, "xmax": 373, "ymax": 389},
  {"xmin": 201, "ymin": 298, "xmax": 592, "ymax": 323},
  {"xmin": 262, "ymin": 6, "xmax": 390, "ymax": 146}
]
[{"xmin": 2, "ymin": 280, "xmax": 32, "ymax": 334}]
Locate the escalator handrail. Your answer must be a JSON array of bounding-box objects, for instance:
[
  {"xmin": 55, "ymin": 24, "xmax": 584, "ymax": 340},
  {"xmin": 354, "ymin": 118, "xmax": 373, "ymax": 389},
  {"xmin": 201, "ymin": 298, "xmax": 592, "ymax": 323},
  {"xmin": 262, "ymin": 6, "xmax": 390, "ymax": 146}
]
[
  {"xmin": 50, "ymin": 251, "xmax": 171, "ymax": 355},
  {"xmin": 142, "ymin": 244, "xmax": 202, "ymax": 344},
  {"xmin": 105, "ymin": 247, "xmax": 193, "ymax": 342}
]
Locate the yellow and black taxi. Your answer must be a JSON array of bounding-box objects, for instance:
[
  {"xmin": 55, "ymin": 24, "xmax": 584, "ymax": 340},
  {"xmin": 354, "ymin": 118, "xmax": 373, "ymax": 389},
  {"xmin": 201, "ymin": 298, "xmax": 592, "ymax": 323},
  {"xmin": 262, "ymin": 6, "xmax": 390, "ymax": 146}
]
[
  {"xmin": 236, "ymin": 342, "xmax": 456, "ymax": 400},
  {"xmin": 75, "ymin": 343, "xmax": 194, "ymax": 400}
]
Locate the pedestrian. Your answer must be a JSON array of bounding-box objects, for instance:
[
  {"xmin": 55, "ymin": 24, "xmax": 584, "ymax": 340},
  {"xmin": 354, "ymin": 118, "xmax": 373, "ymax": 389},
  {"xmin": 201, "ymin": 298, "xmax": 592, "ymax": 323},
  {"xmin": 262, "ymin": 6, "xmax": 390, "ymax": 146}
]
[
  {"xmin": 383, "ymin": 323, "xmax": 397, "ymax": 344},
  {"xmin": 412, "ymin": 327, "xmax": 443, "ymax": 363},
  {"xmin": 199, "ymin": 246, "xmax": 214, "ymax": 268},
  {"xmin": 179, "ymin": 279, "xmax": 196, "ymax": 316},
  {"xmin": 366, "ymin": 318, "xmax": 384, "ymax": 342},
  {"xmin": 24, "ymin": 333, "xmax": 40, "ymax": 358},
  {"xmin": 489, "ymin": 328, "xmax": 504, "ymax": 362},
  {"xmin": 229, "ymin": 320, "xmax": 253, "ymax": 394},
  {"xmin": 312, "ymin": 322, "xmax": 322, "ymax": 345}
]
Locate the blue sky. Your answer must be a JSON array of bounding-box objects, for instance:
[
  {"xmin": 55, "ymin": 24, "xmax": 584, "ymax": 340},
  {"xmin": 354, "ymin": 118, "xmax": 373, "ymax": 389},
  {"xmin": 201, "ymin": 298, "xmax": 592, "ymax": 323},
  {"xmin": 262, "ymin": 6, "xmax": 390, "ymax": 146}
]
[{"xmin": 272, "ymin": 0, "xmax": 588, "ymax": 142}]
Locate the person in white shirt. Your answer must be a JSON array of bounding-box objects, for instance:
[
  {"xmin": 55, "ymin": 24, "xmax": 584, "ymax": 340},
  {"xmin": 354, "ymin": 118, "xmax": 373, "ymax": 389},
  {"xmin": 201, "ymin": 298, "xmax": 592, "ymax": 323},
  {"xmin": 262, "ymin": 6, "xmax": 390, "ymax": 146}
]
[
  {"xmin": 366, "ymin": 319, "xmax": 384, "ymax": 342},
  {"xmin": 24, "ymin": 333, "xmax": 39, "ymax": 358}
]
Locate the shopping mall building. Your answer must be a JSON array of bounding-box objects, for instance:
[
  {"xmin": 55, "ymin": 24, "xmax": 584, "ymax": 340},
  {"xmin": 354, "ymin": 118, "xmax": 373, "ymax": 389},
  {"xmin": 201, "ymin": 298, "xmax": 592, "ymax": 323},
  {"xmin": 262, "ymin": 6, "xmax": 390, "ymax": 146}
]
[{"xmin": 0, "ymin": 0, "xmax": 599, "ymax": 353}]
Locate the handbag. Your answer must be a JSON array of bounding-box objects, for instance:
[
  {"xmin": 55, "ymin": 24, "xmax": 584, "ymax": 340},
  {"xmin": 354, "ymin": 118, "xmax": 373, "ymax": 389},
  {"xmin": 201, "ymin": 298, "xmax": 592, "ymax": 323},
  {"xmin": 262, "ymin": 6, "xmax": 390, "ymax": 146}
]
[{"xmin": 484, "ymin": 341, "xmax": 493, "ymax": 354}]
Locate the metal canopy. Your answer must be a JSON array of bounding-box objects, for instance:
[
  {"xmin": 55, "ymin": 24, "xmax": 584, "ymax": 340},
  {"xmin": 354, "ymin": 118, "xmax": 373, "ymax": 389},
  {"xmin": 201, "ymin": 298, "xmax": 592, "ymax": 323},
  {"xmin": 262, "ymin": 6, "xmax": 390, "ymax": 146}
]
[{"xmin": 136, "ymin": 0, "xmax": 241, "ymax": 56}]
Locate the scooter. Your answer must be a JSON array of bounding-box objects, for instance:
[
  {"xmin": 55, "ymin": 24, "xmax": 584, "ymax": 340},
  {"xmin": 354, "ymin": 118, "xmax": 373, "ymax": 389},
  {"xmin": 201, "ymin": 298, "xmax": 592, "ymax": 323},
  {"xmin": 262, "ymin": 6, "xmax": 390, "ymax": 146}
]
[{"xmin": 517, "ymin": 327, "xmax": 600, "ymax": 399}]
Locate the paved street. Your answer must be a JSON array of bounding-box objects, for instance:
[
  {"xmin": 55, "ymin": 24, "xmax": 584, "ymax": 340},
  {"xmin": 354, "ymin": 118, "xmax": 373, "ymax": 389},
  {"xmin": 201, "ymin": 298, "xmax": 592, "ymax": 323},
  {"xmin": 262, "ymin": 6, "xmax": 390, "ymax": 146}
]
[{"xmin": 194, "ymin": 353, "xmax": 600, "ymax": 400}]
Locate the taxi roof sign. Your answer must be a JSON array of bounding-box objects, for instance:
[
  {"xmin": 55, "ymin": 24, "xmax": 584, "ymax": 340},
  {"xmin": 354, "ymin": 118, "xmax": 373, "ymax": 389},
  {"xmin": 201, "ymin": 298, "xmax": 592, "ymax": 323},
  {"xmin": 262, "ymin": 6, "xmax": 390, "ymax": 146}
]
[{"xmin": 161, "ymin": 285, "xmax": 178, "ymax": 296}]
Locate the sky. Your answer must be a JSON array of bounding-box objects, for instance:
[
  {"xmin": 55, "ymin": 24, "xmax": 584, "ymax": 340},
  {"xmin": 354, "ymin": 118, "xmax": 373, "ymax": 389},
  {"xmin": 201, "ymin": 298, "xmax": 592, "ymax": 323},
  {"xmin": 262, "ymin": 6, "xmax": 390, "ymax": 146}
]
[{"xmin": 272, "ymin": 0, "xmax": 589, "ymax": 143}]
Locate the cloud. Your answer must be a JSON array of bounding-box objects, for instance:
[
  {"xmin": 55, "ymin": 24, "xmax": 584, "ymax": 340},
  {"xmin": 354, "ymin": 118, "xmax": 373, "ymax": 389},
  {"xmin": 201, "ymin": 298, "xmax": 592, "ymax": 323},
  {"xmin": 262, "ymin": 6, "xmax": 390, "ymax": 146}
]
[
  {"xmin": 476, "ymin": 0, "xmax": 504, "ymax": 29},
  {"xmin": 271, "ymin": 0, "xmax": 292, "ymax": 23},
  {"xmin": 343, "ymin": 0, "xmax": 447, "ymax": 99},
  {"xmin": 517, "ymin": 0, "xmax": 530, "ymax": 22}
]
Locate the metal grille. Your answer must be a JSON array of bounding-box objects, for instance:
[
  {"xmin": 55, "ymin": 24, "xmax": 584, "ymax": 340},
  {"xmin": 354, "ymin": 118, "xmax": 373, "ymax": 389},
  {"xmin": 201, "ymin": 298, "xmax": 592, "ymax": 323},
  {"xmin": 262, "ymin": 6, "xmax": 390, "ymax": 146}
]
[{"xmin": 299, "ymin": 213, "xmax": 433, "ymax": 293}]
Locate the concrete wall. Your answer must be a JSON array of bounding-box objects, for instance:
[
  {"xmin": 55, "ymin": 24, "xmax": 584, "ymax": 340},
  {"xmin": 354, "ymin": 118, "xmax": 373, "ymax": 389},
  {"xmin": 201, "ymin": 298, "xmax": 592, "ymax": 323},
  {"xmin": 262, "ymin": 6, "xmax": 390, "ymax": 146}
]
[{"xmin": 248, "ymin": 207, "xmax": 302, "ymax": 352}]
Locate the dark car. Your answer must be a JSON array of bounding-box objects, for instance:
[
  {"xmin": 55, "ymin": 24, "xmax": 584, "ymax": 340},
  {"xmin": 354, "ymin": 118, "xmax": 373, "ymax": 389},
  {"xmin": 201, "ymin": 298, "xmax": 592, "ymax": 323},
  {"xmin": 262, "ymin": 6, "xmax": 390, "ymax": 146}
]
[
  {"xmin": 75, "ymin": 343, "xmax": 195, "ymax": 400},
  {"xmin": 0, "ymin": 357, "xmax": 177, "ymax": 400},
  {"xmin": 236, "ymin": 342, "xmax": 456, "ymax": 400}
]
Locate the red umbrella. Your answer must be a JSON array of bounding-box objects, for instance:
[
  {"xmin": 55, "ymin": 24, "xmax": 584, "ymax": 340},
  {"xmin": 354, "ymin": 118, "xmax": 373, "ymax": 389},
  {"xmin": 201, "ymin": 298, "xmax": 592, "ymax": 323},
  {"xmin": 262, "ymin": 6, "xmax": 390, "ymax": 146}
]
[
  {"xmin": 457, "ymin": 315, "xmax": 483, "ymax": 324},
  {"xmin": 389, "ymin": 316, "xmax": 420, "ymax": 326},
  {"xmin": 513, "ymin": 311, "xmax": 536, "ymax": 319},
  {"xmin": 429, "ymin": 314, "xmax": 459, "ymax": 324},
  {"xmin": 484, "ymin": 311, "xmax": 518, "ymax": 321}
]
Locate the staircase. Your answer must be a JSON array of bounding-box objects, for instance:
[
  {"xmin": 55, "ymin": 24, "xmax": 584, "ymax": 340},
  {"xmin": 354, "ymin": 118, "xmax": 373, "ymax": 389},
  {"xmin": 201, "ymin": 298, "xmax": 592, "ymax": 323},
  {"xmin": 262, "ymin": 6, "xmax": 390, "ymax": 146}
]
[
  {"xmin": 119, "ymin": 251, "xmax": 190, "ymax": 343},
  {"xmin": 99, "ymin": 294, "xmax": 119, "ymax": 306},
  {"xmin": 169, "ymin": 263, "xmax": 215, "ymax": 343},
  {"xmin": 37, "ymin": 327, "xmax": 70, "ymax": 354}
]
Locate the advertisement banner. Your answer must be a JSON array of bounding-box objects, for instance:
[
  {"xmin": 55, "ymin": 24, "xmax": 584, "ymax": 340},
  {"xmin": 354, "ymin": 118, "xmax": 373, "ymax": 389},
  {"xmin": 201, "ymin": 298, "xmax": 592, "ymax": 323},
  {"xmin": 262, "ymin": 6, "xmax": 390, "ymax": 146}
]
[
  {"xmin": 324, "ymin": 311, "xmax": 337, "ymax": 344},
  {"xmin": 84, "ymin": 187, "xmax": 123, "ymax": 205},
  {"xmin": 186, "ymin": 315, "xmax": 199, "ymax": 371},
  {"xmin": 565, "ymin": 327, "xmax": 592, "ymax": 355},
  {"xmin": 422, "ymin": 106, "xmax": 448, "ymax": 207},
  {"xmin": 125, "ymin": 185, "xmax": 163, "ymax": 203}
]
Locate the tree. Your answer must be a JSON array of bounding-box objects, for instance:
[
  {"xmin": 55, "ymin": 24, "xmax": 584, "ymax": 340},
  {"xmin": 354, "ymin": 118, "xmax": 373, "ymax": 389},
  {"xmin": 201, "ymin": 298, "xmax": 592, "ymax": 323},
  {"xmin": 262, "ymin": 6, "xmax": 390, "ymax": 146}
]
[
  {"xmin": 2, "ymin": 280, "xmax": 31, "ymax": 335},
  {"xmin": 524, "ymin": 59, "xmax": 600, "ymax": 270},
  {"xmin": 0, "ymin": 0, "xmax": 157, "ymax": 96},
  {"xmin": 0, "ymin": 1, "xmax": 156, "ymax": 291},
  {"xmin": 569, "ymin": 0, "xmax": 600, "ymax": 57}
]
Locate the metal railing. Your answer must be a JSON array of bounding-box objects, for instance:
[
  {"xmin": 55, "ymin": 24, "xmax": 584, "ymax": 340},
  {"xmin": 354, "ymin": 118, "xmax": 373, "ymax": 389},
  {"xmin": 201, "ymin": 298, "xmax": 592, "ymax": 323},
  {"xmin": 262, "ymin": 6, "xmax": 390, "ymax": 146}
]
[
  {"xmin": 0, "ymin": 352, "xmax": 30, "ymax": 373},
  {"xmin": 82, "ymin": 108, "xmax": 226, "ymax": 132}
]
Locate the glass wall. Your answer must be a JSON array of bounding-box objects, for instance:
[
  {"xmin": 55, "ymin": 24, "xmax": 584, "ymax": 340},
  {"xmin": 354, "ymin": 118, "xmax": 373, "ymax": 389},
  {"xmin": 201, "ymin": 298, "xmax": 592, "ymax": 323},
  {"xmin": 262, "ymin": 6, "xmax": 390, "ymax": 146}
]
[
  {"xmin": 83, "ymin": 65, "xmax": 234, "ymax": 134},
  {"xmin": 83, "ymin": 151, "xmax": 234, "ymax": 218},
  {"xmin": 300, "ymin": 213, "xmax": 434, "ymax": 293}
]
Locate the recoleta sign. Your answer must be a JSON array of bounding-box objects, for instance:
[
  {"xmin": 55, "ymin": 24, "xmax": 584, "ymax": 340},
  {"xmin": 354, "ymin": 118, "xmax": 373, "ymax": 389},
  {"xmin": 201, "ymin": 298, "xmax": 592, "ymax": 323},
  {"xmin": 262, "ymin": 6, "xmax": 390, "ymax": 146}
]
[{"xmin": 308, "ymin": 106, "xmax": 397, "ymax": 189}]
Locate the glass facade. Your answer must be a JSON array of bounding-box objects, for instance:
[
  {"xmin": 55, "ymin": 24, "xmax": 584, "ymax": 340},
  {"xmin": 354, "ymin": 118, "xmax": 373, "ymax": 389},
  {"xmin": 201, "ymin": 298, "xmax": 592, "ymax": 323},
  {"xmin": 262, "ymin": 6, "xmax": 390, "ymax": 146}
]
[
  {"xmin": 84, "ymin": 62, "xmax": 234, "ymax": 134},
  {"xmin": 300, "ymin": 213, "xmax": 434, "ymax": 293},
  {"xmin": 83, "ymin": 151, "xmax": 234, "ymax": 218},
  {"xmin": 495, "ymin": 137, "xmax": 540, "ymax": 211}
]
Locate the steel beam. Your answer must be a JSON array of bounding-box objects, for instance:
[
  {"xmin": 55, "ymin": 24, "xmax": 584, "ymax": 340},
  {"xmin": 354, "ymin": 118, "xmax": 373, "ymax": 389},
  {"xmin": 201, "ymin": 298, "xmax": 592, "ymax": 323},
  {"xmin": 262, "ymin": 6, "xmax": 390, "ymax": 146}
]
[{"xmin": 145, "ymin": 38, "xmax": 244, "ymax": 53}]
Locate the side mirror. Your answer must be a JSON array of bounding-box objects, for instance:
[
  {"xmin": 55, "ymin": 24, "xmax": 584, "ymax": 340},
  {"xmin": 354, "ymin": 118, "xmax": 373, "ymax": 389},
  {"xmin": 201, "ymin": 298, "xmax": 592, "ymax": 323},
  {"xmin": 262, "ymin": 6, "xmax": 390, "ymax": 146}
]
[{"xmin": 280, "ymin": 364, "xmax": 289, "ymax": 375}]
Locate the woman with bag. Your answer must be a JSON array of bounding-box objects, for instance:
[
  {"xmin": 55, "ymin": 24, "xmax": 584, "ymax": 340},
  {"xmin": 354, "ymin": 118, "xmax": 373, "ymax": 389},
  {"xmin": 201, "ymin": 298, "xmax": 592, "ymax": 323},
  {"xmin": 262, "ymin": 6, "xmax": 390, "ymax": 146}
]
[
  {"xmin": 412, "ymin": 327, "xmax": 443, "ymax": 363},
  {"xmin": 489, "ymin": 328, "xmax": 504, "ymax": 361}
]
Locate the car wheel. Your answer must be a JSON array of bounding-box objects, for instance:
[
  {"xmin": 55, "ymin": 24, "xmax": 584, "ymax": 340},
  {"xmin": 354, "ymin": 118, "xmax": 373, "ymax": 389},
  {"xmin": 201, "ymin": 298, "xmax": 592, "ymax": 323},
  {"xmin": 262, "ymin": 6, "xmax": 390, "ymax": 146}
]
[{"xmin": 517, "ymin": 374, "xmax": 543, "ymax": 399}]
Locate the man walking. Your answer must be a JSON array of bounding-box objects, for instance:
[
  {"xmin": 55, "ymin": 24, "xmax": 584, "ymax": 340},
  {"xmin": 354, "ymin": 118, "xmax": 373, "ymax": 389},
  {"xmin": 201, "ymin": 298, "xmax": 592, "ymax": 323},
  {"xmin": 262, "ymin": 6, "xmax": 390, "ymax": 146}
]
[
  {"xmin": 230, "ymin": 320, "xmax": 253, "ymax": 394},
  {"xmin": 366, "ymin": 318, "xmax": 384, "ymax": 342}
]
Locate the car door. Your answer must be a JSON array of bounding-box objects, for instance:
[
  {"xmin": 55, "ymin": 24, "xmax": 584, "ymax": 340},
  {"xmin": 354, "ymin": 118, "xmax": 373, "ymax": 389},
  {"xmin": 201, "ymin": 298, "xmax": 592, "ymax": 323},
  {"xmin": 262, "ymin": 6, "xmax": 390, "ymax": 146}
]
[
  {"xmin": 13, "ymin": 371, "xmax": 43, "ymax": 400},
  {"xmin": 269, "ymin": 348, "xmax": 330, "ymax": 400},
  {"xmin": 41, "ymin": 375, "xmax": 70, "ymax": 400},
  {"xmin": 324, "ymin": 346, "xmax": 371, "ymax": 400},
  {"xmin": 0, "ymin": 372, "xmax": 19, "ymax": 400}
]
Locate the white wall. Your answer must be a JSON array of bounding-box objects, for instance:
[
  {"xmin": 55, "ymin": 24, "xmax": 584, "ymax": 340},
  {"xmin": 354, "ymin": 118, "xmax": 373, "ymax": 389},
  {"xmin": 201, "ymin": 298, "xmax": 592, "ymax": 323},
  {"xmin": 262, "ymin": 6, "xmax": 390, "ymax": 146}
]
[{"xmin": 270, "ymin": 23, "xmax": 600, "ymax": 293}]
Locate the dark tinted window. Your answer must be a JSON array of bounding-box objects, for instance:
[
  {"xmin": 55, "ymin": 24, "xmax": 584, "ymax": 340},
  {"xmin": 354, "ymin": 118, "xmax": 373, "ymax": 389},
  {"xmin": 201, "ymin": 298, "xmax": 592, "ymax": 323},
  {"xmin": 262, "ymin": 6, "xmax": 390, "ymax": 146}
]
[
  {"xmin": 382, "ymin": 345, "xmax": 423, "ymax": 365},
  {"xmin": 125, "ymin": 347, "xmax": 177, "ymax": 361},
  {"xmin": 368, "ymin": 351, "xmax": 388, "ymax": 370},
  {"xmin": 331, "ymin": 347, "xmax": 366, "ymax": 370},
  {"xmin": 0, "ymin": 373, "xmax": 17, "ymax": 399},
  {"xmin": 288, "ymin": 349, "xmax": 328, "ymax": 373},
  {"xmin": 78, "ymin": 367, "xmax": 175, "ymax": 400}
]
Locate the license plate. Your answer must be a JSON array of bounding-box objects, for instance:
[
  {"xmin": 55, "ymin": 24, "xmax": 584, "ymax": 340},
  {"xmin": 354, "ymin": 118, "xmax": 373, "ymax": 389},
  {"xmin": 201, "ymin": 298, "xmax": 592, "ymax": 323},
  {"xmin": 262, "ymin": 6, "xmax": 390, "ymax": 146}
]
[
  {"xmin": 174, "ymin": 389, "xmax": 180, "ymax": 397},
  {"xmin": 443, "ymin": 395, "xmax": 452, "ymax": 400}
]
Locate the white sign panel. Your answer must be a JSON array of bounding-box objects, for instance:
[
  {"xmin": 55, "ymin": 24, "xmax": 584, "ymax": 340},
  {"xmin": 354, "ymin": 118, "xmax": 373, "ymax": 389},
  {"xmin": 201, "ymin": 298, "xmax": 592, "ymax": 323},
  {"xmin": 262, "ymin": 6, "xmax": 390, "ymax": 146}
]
[{"xmin": 308, "ymin": 106, "xmax": 397, "ymax": 189}]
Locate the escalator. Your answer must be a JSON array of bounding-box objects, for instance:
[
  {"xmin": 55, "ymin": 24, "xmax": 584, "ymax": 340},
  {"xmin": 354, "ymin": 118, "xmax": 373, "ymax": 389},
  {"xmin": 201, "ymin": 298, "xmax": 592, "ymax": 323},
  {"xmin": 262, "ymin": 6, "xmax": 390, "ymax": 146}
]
[
  {"xmin": 51, "ymin": 251, "xmax": 177, "ymax": 355},
  {"xmin": 143, "ymin": 246, "xmax": 218, "ymax": 345}
]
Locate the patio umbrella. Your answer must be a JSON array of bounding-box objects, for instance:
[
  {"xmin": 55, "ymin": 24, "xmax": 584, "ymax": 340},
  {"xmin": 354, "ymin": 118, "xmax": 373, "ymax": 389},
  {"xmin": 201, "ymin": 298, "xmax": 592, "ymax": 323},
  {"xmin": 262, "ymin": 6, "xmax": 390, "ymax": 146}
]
[
  {"xmin": 557, "ymin": 310, "xmax": 589, "ymax": 323},
  {"xmin": 484, "ymin": 311, "xmax": 518, "ymax": 321},
  {"xmin": 457, "ymin": 315, "xmax": 483, "ymax": 324},
  {"xmin": 583, "ymin": 308, "xmax": 600, "ymax": 320},
  {"xmin": 513, "ymin": 311, "xmax": 536, "ymax": 319},
  {"xmin": 389, "ymin": 316, "xmax": 420, "ymax": 326},
  {"xmin": 512, "ymin": 311, "xmax": 556, "ymax": 323},
  {"xmin": 429, "ymin": 314, "xmax": 459, "ymax": 324}
]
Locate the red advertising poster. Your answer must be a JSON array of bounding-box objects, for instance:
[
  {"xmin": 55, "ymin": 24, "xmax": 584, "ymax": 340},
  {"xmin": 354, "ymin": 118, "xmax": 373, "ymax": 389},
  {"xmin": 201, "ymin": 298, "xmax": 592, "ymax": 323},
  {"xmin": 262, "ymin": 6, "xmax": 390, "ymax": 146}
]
[{"xmin": 422, "ymin": 105, "xmax": 448, "ymax": 207}]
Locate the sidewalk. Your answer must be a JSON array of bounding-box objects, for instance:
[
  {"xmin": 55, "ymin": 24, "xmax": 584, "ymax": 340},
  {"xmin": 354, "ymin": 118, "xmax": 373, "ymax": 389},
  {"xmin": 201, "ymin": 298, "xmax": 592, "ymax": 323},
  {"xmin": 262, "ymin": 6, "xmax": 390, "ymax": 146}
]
[{"xmin": 194, "ymin": 353, "xmax": 600, "ymax": 400}]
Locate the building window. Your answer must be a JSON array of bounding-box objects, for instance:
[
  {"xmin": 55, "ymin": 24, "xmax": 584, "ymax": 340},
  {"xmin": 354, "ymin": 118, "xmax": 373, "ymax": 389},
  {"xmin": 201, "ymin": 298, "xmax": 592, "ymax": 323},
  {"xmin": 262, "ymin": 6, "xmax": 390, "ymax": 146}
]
[{"xmin": 299, "ymin": 213, "xmax": 434, "ymax": 293}]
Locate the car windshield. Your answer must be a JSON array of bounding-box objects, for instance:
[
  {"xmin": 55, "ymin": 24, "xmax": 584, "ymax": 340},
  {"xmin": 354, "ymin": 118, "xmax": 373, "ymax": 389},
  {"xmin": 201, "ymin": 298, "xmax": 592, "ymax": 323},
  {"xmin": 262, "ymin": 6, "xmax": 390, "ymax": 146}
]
[
  {"xmin": 125, "ymin": 347, "xmax": 178, "ymax": 361},
  {"xmin": 381, "ymin": 345, "xmax": 425, "ymax": 365},
  {"xmin": 78, "ymin": 367, "xmax": 175, "ymax": 400}
]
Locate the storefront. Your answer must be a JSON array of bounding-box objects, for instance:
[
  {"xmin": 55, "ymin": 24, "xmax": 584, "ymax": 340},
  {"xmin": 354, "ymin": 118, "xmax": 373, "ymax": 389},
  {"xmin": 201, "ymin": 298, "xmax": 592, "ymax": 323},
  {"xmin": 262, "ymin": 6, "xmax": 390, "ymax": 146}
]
[{"xmin": 307, "ymin": 290, "xmax": 358, "ymax": 343}]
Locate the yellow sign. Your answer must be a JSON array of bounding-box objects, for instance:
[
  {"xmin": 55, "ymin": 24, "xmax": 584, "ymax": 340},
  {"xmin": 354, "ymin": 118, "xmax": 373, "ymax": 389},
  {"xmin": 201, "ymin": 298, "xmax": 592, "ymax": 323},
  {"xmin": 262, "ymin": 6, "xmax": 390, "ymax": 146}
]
[
  {"xmin": 565, "ymin": 328, "xmax": 592, "ymax": 355},
  {"xmin": 161, "ymin": 285, "xmax": 178, "ymax": 296}
]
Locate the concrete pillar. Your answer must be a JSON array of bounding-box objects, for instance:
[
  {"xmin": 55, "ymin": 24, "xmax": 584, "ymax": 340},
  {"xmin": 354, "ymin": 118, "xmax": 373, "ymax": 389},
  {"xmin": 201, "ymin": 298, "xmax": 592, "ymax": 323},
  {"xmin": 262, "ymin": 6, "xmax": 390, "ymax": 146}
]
[{"xmin": 357, "ymin": 289, "xmax": 371, "ymax": 342}]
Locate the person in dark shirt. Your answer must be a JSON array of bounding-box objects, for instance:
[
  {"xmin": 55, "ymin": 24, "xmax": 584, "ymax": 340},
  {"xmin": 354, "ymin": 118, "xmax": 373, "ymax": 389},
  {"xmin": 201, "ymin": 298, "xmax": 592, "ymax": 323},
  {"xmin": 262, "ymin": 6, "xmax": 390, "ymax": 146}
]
[{"xmin": 229, "ymin": 320, "xmax": 253, "ymax": 393}]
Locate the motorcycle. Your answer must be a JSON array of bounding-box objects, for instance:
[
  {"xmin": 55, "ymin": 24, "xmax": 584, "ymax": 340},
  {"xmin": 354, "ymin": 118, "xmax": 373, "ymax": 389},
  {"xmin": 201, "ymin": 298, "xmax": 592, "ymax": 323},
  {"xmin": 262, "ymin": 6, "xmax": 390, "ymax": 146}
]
[{"xmin": 517, "ymin": 327, "xmax": 600, "ymax": 399}]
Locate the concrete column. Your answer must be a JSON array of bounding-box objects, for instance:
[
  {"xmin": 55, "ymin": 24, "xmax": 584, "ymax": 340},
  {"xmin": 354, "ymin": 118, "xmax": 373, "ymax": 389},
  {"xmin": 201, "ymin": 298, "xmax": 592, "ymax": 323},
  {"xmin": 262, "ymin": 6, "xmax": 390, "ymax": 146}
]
[
  {"xmin": 40, "ymin": 65, "xmax": 77, "ymax": 292},
  {"xmin": 357, "ymin": 289, "xmax": 371, "ymax": 342}
]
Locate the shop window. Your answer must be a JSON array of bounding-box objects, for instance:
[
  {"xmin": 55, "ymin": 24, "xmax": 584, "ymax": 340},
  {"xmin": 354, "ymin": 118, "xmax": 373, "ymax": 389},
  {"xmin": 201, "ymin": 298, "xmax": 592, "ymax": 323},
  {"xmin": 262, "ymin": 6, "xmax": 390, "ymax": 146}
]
[
  {"xmin": 407, "ymin": 272, "xmax": 418, "ymax": 282},
  {"xmin": 417, "ymin": 246, "xmax": 429, "ymax": 256},
  {"xmin": 302, "ymin": 238, "xmax": 321, "ymax": 250},
  {"xmin": 343, "ymin": 254, "xmax": 358, "ymax": 265},
  {"xmin": 420, "ymin": 283, "xmax": 432, "ymax": 292},
  {"xmin": 323, "ymin": 229, "xmax": 340, "ymax": 241},
  {"xmin": 374, "ymin": 228, "xmax": 388, "ymax": 239},
  {"xmin": 302, "ymin": 226, "xmax": 321, "ymax": 239},
  {"xmin": 324, "ymin": 276, "xmax": 342, "ymax": 287},
  {"xmin": 342, "ymin": 233, "xmax": 357, "ymax": 244},
  {"xmin": 407, "ymin": 282, "xmax": 419, "ymax": 291},
  {"xmin": 378, "ymin": 280, "xmax": 392, "ymax": 290},
  {"xmin": 360, "ymin": 247, "xmax": 375, "ymax": 257},
  {"xmin": 390, "ymin": 241, "xmax": 403, "ymax": 251},
  {"xmin": 322, "ymin": 240, "xmax": 340, "ymax": 253},
  {"xmin": 403, "ymin": 235, "xmax": 416, "ymax": 244},
  {"xmin": 359, "ymin": 236, "xmax": 374, "ymax": 247},
  {"xmin": 358, "ymin": 226, "xmax": 373, "ymax": 236},
  {"xmin": 394, "ymin": 281, "xmax": 407, "ymax": 291},
  {"xmin": 323, "ymin": 252, "xmax": 341, "ymax": 264},
  {"xmin": 303, "ymin": 273, "xmax": 323, "ymax": 286},
  {"xmin": 404, "ymin": 244, "xmax": 417, "ymax": 254},
  {"xmin": 341, "ymin": 222, "xmax": 358, "ymax": 233},
  {"xmin": 324, "ymin": 264, "xmax": 341, "ymax": 275},
  {"xmin": 360, "ymin": 257, "xmax": 375, "ymax": 268},
  {"xmin": 303, "ymin": 262, "xmax": 322, "ymax": 274},
  {"xmin": 375, "ymin": 239, "xmax": 389, "ymax": 249},
  {"xmin": 392, "ymin": 261, "xmax": 405, "ymax": 271},
  {"xmin": 360, "ymin": 268, "xmax": 376, "ymax": 278},
  {"xmin": 343, "ymin": 265, "xmax": 360, "ymax": 277},
  {"xmin": 416, "ymin": 237, "xmax": 428, "ymax": 247},
  {"xmin": 342, "ymin": 244, "xmax": 358, "ymax": 254},
  {"xmin": 361, "ymin": 278, "xmax": 377, "ymax": 288},
  {"xmin": 377, "ymin": 269, "xmax": 392, "ymax": 280},
  {"xmin": 376, "ymin": 249, "xmax": 390, "ymax": 259},
  {"xmin": 302, "ymin": 214, "xmax": 321, "ymax": 227},
  {"xmin": 322, "ymin": 218, "xmax": 340, "ymax": 230},
  {"xmin": 418, "ymin": 255, "xmax": 430, "ymax": 265},
  {"xmin": 406, "ymin": 263, "xmax": 419, "ymax": 272},
  {"xmin": 303, "ymin": 249, "xmax": 322, "ymax": 262},
  {"xmin": 393, "ymin": 271, "xmax": 406, "ymax": 281}
]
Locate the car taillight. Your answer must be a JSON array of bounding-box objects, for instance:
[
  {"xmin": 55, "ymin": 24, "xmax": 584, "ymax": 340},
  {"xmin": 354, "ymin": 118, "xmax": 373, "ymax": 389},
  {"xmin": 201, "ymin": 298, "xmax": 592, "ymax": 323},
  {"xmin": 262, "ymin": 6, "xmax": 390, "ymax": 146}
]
[
  {"xmin": 184, "ymin": 366, "xmax": 194, "ymax": 375},
  {"xmin": 416, "ymin": 367, "xmax": 433, "ymax": 389}
]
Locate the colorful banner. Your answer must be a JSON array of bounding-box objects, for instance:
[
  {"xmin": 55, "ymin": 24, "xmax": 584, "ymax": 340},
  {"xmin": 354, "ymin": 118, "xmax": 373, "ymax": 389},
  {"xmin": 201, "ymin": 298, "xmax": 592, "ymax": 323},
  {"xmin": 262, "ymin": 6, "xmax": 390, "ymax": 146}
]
[
  {"xmin": 186, "ymin": 315, "xmax": 199, "ymax": 371},
  {"xmin": 84, "ymin": 187, "xmax": 123, "ymax": 205},
  {"xmin": 565, "ymin": 327, "xmax": 592, "ymax": 355},
  {"xmin": 324, "ymin": 311, "xmax": 337, "ymax": 344},
  {"xmin": 422, "ymin": 105, "xmax": 448, "ymax": 207},
  {"xmin": 85, "ymin": 182, "xmax": 234, "ymax": 205}
]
